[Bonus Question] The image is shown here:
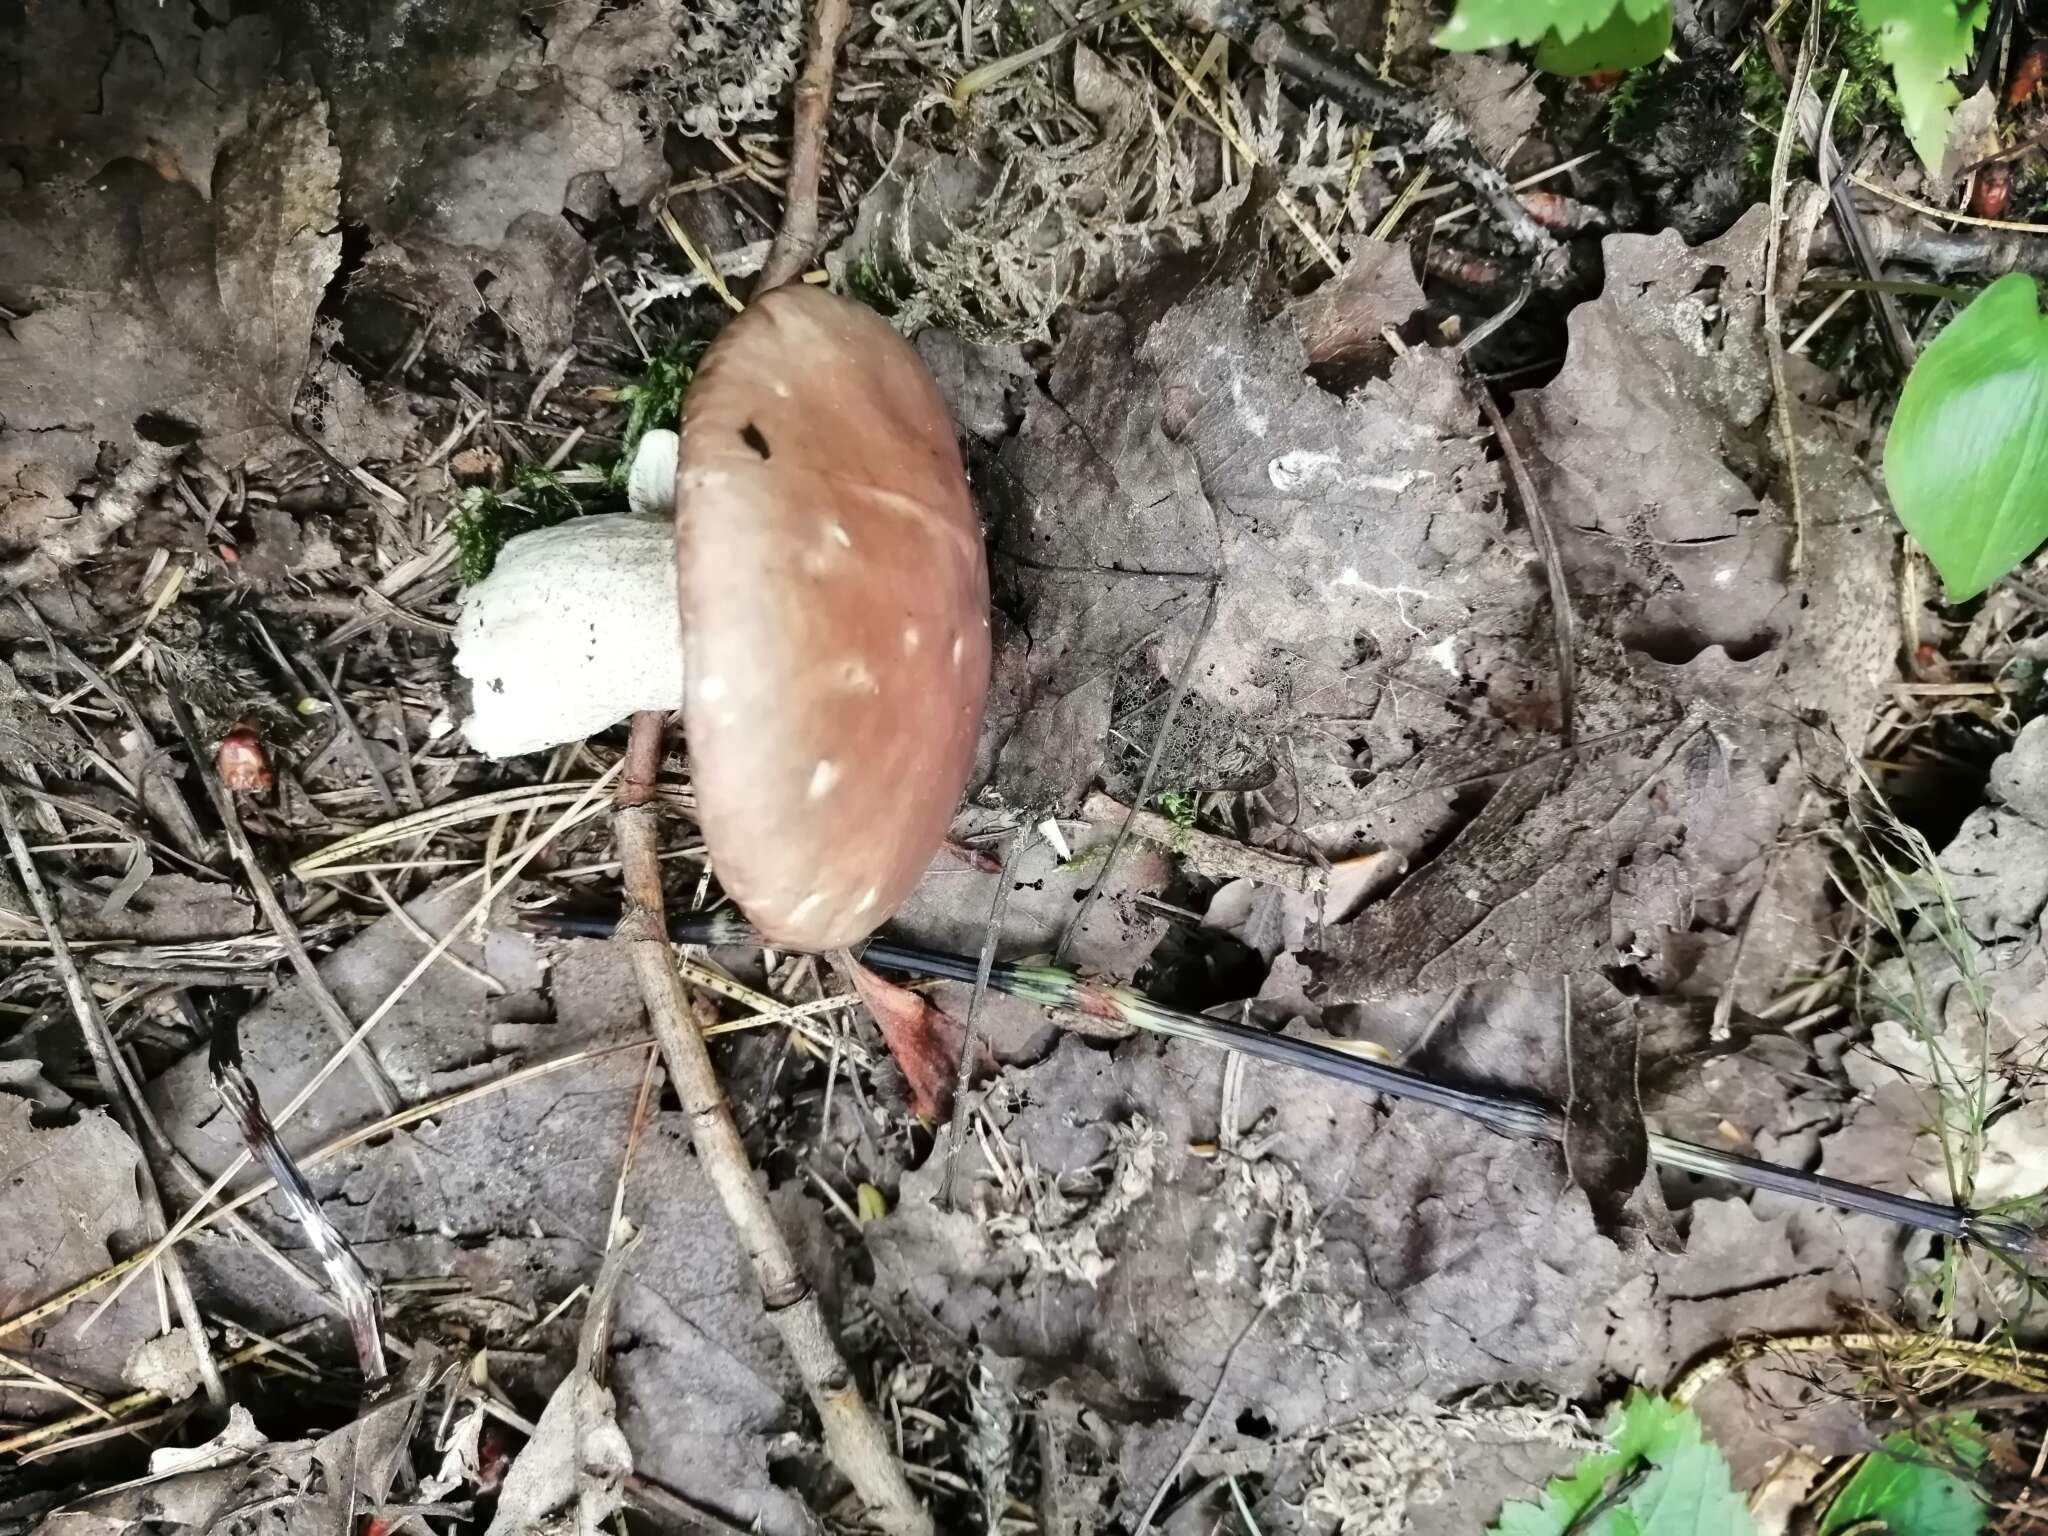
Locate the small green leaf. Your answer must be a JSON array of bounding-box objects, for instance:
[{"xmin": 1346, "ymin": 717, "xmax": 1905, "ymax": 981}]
[
  {"xmin": 1856, "ymin": 0, "xmax": 1986, "ymax": 175},
  {"xmin": 1884, "ymin": 273, "xmax": 2048, "ymax": 601},
  {"xmin": 856, "ymin": 1183, "xmax": 889, "ymax": 1225},
  {"xmin": 1534, "ymin": 0, "xmax": 1671, "ymax": 73},
  {"xmin": 1489, "ymin": 1394, "xmax": 1756, "ymax": 1536},
  {"xmin": 1820, "ymin": 1416, "xmax": 1988, "ymax": 1536}
]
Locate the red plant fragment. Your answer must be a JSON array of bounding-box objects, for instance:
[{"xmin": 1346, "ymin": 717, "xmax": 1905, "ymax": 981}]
[
  {"xmin": 215, "ymin": 722, "xmax": 272, "ymax": 794},
  {"xmin": 842, "ymin": 955, "xmax": 974, "ymax": 1122},
  {"xmin": 1973, "ymin": 161, "xmax": 2012, "ymax": 220}
]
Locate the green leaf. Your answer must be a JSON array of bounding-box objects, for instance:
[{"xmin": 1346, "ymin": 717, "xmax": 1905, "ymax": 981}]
[
  {"xmin": 1489, "ymin": 1394, "xmax": 1757, "ymax": 1536},
  {"xmin": 1884, "ymin": 273, "xmax": 2048, "ymax": 600},
  {"xmin": 1534, "ymin": 0, "xmax": 1672, "ymax": 73},
  {"xmin": 1855, "ymin": 0, "xmax": 1986, "ymax": 175},
  {"xmin": 1437, "ymin": 0, "xmax": 1657, "ymax": 51},
  {"xmin": 1820, "ymin": 1416, "xmax": 1989, "ymax": 1536}
]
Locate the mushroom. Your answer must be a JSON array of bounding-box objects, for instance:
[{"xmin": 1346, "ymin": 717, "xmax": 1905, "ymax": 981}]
[
  {"xmin": 676, "ymin": 284, "xmax": 990, "ymax": 950},
  {"xmin": 452, "ymin": 286, "xmax": 990, "ymax": 951}
]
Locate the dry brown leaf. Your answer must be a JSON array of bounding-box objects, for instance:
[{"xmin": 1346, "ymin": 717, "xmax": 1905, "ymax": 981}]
[{"xmin": 842, "ymin": 954, "xmax": 974, "ymax": 1122}]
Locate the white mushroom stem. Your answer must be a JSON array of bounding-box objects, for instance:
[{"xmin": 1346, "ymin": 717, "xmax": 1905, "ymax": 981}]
[{"xmin": 452, "ymin": 432, "xmax": 684, "ymax": 759}]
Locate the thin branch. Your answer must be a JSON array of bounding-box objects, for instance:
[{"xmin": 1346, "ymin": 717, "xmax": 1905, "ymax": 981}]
[
  {"xmin": 1476, "ymin": 389, "xmax": 1575, "ymax": 745},
  {"xmin": 610, "ymin": 713, "xmax": 931, "ymax": 1536},
  {"xmin": 755, "ymin": 0, "xmax": 854, "ymax": 292},
  {"xmin": 1135, "ymin": 1302, "xmax": 1275, "ymax": 1534},
  {"xmin": 941, "ymin": 820, "xmax": 1033, "ymax": 1208},
  {"xmin": 1056, "ymin": 581, "xmax": 1221, "ymax": 963}
]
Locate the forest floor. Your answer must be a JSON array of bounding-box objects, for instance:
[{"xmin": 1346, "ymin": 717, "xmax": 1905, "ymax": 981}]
[{"xmin": 4, "ymin": 0, "xmax": 2048, "ymax": 1532}]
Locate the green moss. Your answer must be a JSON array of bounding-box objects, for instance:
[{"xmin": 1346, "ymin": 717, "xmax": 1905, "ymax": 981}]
[
  {"xmin": 1155, "ymin": 789, "xmax": 1199, "ymax": 855},
  {"xmin": 608, "ymin": 333, "xmax": 705, "ymax": 491},
  {"xmin": 1605, "ymin": 58, "xmax": 1664, "ymax": 137},
  {"xmin": 1741, "ymin": 0, "xmax": 1898, "ymax": 192},
  {"xmin": 845, "ymin": 252, "xmax": 911, "ymax": 319},
  {"xmin": 450, "ymin": 465, "xmax": 585, "ymax": 585}
]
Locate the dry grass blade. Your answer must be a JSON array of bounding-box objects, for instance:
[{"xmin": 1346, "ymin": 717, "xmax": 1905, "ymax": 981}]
[
  {"xmin": 0, "ymin": 780, "xmax": 227, "ymax": 1410},
  {"xmin": 0, "ymin": 1035, "xmax": 653, "ymax": 1346},
  {"xmin": 1764, "ymin": 0, "xmax": 1818, "ymax": 576},
  {"xmin": 291, "ymin": 781, "xmax": 681, "ymax": 877},
  {"xmin": 78, "ymin": 764, "xmax": 626, "ymax": 1330},
  {"xmin": 0, "ymin": 1324, "xmax": 325, "ymax": 1459}
]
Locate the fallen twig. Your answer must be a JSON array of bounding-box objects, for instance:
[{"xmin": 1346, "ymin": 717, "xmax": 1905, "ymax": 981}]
[
  {"xmin": 1475, "ymin": 390, "xmax": 1575, "ymax": 745},
  {"xmin": 609, "ymin": 713, "xmax": 930, "ymax": 1536},
  {"xmin": 755, "ymin": 0, "xmax": 853, "ymax": 291},
  {"xmin": 2, "ymin": 427, "xmax": 189, "ymax": 590},
  {"xmin": 1079, "ymin": 791, "xmax": 1322, "ymax": 892}
]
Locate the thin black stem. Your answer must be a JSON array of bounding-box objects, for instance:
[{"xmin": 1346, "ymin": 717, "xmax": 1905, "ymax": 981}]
[{"xmin": 521, "ymin": 912, "xmax": 2047, "ymax": 1264}]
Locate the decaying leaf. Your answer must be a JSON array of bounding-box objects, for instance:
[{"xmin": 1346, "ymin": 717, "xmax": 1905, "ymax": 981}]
[
  {"xmin": 486, "ymin": 1369, "xmax": 632, "ymax": 1536},
  {"xmin": 869, "ymin": 1034, "xmax": 1624, "ymax": 1525},
  {"xmin": 0, "ymin": 83, "xmax": 338, "ymax": 581},
  {"xmin": 0, "ymin": 1097, "xmax": 164, "ymax": 1398},
  {"xmin": 841, "ymin": 954, "xmax": 973, "ymax": 1122}
]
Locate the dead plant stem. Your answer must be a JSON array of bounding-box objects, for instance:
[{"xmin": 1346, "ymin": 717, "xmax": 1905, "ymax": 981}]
[
  {"xmin": 611, "ymin": 713, "xmax": 930, "ymax": 1536},
  {"xmin": 1764, "ymin": 0, "xmax": 1817, "ymax": 575},
  {"xmin": 1476, "ymin": 389, "xmax": 1575, "ymax": 744}
]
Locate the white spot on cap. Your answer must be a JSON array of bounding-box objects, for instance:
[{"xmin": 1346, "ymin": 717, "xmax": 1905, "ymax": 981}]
[
  {"xmin": 903, "ymin": 626, "xmax": 921, "ymax": 651},
  {"xmin": 857, "ymin": 885, "xmax": 880, "ymax": 912},
  {"xmin": 700, "ymin": 676, "xmax": 727, "ymax": 702},
  {"xmin": 951, "ymin": 635, "xmax": 965, "ymax": 666},
  {"xmin": 828, "ymin": 522, "xmax": 852, "ymax": 548},
  {"xmin": 842, "ymin": 659, "xmax": 877, "ymax": 691},
  {"xmin": 808, "ymin": 759, "xmax": 839, "ymax": 799},
  {"xmin": 774, "ymin": 382, "xmax": 792, "ymax": 398},
  {"xmin": 787, "ymin": 892, "xmax": 822, "ymax": 925}
]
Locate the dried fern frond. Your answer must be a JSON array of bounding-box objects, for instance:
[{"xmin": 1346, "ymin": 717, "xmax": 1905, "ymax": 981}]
[{"xmin": 668, "ymin": 0, "xmax": 806, "ymax": 138}]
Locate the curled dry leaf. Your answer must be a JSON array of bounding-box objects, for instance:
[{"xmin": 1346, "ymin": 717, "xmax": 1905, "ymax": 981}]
[{"xmin": 842, "ymin": 954, "xmax": 978, "ymax": 1121}]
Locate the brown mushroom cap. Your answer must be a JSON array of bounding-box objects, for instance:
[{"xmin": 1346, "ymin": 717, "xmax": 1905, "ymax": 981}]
[{"xmin": 674, "ymin": 285, "xmax": 990, "ymax": 951}]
